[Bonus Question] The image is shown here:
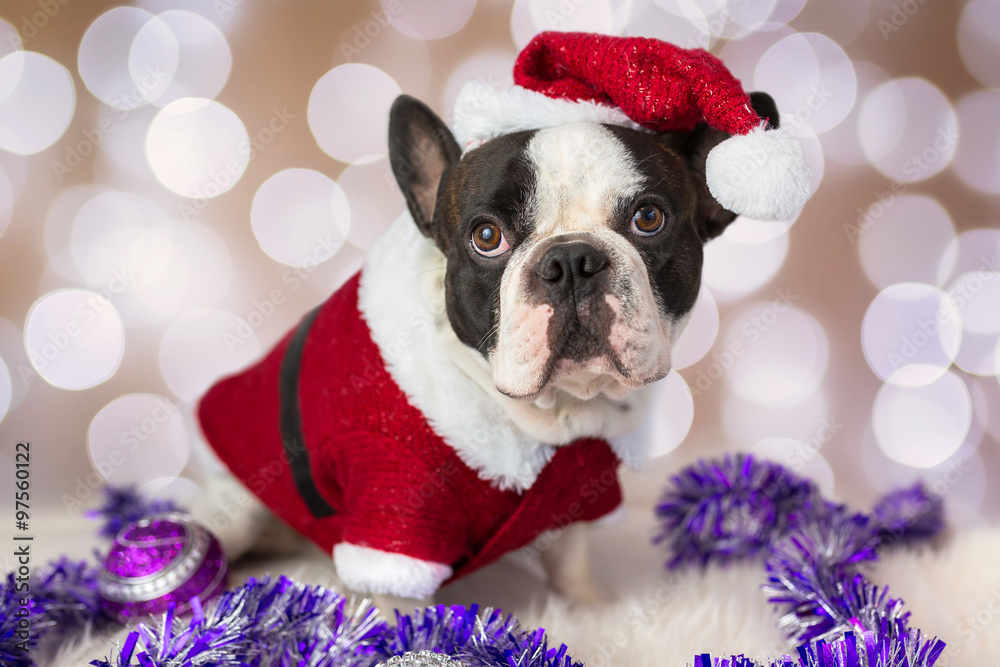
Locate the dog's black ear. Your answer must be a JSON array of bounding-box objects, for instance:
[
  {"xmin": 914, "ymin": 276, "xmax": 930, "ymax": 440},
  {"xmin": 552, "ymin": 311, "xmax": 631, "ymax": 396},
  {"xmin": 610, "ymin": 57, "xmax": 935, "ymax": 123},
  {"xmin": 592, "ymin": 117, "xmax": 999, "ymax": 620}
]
[
  {"xmin": 677, "ymin": 91, "xmax": 780, "ymax": 242},
  {"xmin": 388, "ymin": 95, "xmax": 462, "ymax": 240}
]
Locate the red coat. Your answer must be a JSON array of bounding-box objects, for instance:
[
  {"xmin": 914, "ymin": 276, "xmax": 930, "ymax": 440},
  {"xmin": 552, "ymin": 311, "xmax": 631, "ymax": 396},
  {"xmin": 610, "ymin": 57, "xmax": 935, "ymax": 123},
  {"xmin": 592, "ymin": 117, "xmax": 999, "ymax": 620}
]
[{"xmin": 198, "ymin": 273, "xmax": 622, "ymax": 581}]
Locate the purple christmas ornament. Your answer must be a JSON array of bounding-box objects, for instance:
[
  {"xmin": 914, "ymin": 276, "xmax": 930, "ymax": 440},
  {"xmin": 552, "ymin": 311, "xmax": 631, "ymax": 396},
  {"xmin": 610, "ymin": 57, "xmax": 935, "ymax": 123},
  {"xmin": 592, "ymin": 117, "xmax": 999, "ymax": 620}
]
[
  {"xmin": 654, "ymin": 454, "xmax": 824, "ymax": 568},
  {"xmin": 97, "ymin": 512, "xmax": 228, "ymax": 622}
]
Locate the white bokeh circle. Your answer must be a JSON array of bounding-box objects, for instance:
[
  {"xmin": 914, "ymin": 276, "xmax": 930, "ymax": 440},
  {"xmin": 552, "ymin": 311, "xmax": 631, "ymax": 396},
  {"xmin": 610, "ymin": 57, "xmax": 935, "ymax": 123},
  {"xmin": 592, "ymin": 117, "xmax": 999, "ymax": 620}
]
[
  {"xmin": 79, "ymin": 7, "xmax": 176, "ymax": 110},
  {"xmin": 0, "ymin": 19, "xmax": 19, "ymax": 59},
  {"xmin": 754, "ymin": 32, "xmax": 856, "ymax": 135},
  {"xmin": 130, "ymin": 220, "xmax": 233, "ymax": 318},
  {"xmin": 71, "ymin": 190, "xmax": 169, "ymax": 288},
  {"xmin": 702, "ymin": 231, "xmax": 789, "ymax": 302},
  {"xmin": 671, "ymin": 285, "xmax": 719, "ymax": 370},
  {"xmin": 954, "ymin": 330, "xmax": 1000, "ymax": 377},
  {"xmin": 339, "ymin": 157, "xmax": 406, "ymax": 250},
  {"xmin": 622, "ymin": 0, "xmax": 722, "ymax": 49},
  {"xmin": 873, "ymin": 370, "xmax": 972, "ymax": 469},
  {"xmin": 159, "ymin": 309, "xmax": 261, "ymax": 403},
  {"xmin": 952, "ymin": 90, "xmax": 1000, "ymax": 195},
  {"xmin": 337, "ymin": 21, "xmax": 433, "ymax": 99},
  {"xmin": 858, "ymin": 77, "xmax": 958, "ymax": 183},
  {"xmin": 87, "ymin": 393, "xmax": 191, "ymax": 487},
  {"xmin": 146, "ymin": 97, "xmax": 249, "ymax": 198},
  {"xmin": 958, "ymin": 0, "xmax": 1000, "ymax": 89},
  {"xmin": 44, "ymin": 185, "xmax": 111, "ymax": 282},
  {"xmin": 134, "ymin": 10, "xmax": 232, "ymax": 107},
  {"xmin": 937, "ymin": 228, "xmax": 1000, "ymax": 287},
  {"xmin": 308, "ymin": 64, "xmax": 400, "ymax": 164},
  {"xmin": 513, "ymin": 0, "xmax": 615, "ymax": 49},
  {"xmin": 861, "ymin": 283, "xmax": 962, "ymax": 387},
  {"xmin": 611, "ymin": 370, "xmax": 693, "ymax": 460},
  {"xmin": 949, "ymin": 272, "xmax": 1000, "ymax": 336},
  {"xmin": 722, "ymin": 387, "xmax": 829, "ymax": 447},
  {"xmin": 722, "ymin": 302, "xmax": 829, "ymax": 406},
  {"xmin": 822, "ymin": 61, "xmax": 890, "ymax": 167},
  {"xmin": 857, "ymin": 195, "xmax": 955, "ymax": 290},
  {"xmin": 251, "ymin": 169, "xmax": 351, "ymax": 267},
  {"xmin": 382, "ymin": 0, "xmax": 477, "ymax": 40},
  {"xmin": 442, "ymin": 51, "xmax": 516, "ymax": 116},
  {"xmin": 24, "ymin": 289, "xmax": 126, "ymax": 390},
  {"xmin": 0, "ymin": 356, "xmax": 11, "ymax": 425},
  {"xmin": 750, "ymin": 436, "xmax": 835, "ymax": 498},
  {"xmin": 0, "ymin": 51, "xmax": 75, "ymax": 155}
]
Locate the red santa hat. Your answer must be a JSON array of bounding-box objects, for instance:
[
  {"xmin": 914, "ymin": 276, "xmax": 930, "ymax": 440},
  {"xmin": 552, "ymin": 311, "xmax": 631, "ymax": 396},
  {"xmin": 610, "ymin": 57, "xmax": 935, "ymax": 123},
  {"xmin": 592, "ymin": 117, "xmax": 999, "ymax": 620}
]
[{"xmin": 451, "ymin": 31, "xmax": 812, "ymax": 222}]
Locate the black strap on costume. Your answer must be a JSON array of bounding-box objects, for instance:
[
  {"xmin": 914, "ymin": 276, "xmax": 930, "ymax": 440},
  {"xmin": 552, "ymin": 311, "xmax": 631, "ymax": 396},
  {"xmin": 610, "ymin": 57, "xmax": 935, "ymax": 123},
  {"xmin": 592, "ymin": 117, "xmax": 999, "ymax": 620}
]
[{"xmin": 279, "ymin": 305, "xmax": 336, "ymax": 518}]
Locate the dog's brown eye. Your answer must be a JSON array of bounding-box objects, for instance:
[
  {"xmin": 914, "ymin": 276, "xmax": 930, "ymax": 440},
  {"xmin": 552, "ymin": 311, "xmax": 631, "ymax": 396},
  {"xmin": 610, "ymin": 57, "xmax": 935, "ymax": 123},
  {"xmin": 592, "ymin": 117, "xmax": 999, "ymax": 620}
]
[
  {"xmin": 630, "ymin": 205, "xmax": 666, "ymax": 236},
  {"xmin": 470, "ymin": 221, "xmax": 509, "ymax": 257}
]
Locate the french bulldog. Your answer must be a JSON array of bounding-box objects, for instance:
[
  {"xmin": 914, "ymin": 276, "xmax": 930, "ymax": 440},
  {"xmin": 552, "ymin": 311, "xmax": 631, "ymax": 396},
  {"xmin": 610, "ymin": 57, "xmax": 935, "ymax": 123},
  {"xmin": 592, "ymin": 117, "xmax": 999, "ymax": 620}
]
[{"xmin": 195, "ymin": 87, "xmax": 782, "ymax": 611}]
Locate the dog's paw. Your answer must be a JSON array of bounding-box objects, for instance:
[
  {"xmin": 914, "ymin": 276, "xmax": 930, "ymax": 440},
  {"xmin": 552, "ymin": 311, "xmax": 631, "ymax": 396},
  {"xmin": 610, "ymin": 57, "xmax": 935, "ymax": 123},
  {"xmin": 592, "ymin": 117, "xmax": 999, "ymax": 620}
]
[
  {"xmin": 551, "ymin": 575, "xmax": 611, "ymax": 607},
  {"xmin": 371, "ymin": 592, "xmax": 434, "ymax": 620}
]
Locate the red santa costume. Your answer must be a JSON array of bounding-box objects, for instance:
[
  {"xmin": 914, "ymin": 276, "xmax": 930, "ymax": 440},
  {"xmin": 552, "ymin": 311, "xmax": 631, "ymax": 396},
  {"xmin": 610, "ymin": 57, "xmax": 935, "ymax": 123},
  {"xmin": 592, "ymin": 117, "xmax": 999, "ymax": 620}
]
[{"xmin": 198, "ymin": 31, "xmax": 810, "ymax": 597}]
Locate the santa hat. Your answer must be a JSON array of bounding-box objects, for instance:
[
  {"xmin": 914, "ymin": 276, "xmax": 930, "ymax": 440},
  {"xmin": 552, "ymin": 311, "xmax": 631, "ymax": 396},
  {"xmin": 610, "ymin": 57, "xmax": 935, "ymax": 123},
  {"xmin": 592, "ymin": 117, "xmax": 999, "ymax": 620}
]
[{"xmin": 452, "ymin": 31, "xmax": 812, "ymax": 222}]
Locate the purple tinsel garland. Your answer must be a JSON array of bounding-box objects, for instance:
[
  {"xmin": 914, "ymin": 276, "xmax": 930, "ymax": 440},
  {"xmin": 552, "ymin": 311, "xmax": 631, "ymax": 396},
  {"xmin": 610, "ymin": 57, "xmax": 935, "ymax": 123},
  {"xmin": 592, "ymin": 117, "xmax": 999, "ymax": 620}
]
[
  {"xmin": 654, "ymin": 454, "xmax": 826, "ymax": 568},
  {"xmin": 88, "ymin": 584, "xmax": 585, "ymax": 667},
  {"xmin": 762, "ymin": 509, "xmax": 905, "ymax": 644},
  {"xmin": 375, "ymin": 604, "xmax": 586, "ymax": 667},
  {"xmin": 655, "ymin": 455, "xmax": 948, "ymax": 665},
  {"xmin": 654, "ymin": 455, "xmax": 945, "ymax": 571},
  {"xmin": 86, "ymin": 486, "xmax": 181, "ymax": 540},
  {"xmin": 695, "ymin": 628, "xmax": 945, "ymax": 667},
  {"xmin": 0, "ymin": 558, "xmax": 113, "ymax": 667},
  {"xmin": 90, "ymin": 575, "xmax": 387, "ymax": 667},
  {"xmin": 0, "ymin": 468, "xmax": 952, "ymax": 667}
]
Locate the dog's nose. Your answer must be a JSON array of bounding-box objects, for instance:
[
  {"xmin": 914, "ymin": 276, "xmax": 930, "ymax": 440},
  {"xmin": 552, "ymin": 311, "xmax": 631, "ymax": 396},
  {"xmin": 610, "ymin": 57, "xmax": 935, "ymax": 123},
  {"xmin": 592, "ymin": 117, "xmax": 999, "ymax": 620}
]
[{"xmin": 534, "ymin": 241, "xmax": 609, "ymax": 284}]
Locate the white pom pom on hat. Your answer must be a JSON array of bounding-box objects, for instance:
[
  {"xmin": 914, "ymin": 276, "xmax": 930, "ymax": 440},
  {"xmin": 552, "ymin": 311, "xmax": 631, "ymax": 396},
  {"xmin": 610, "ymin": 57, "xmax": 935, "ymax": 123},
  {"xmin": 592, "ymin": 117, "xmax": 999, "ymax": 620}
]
[{"xmin": 451, "ymin": 31, "xmax": 812, "ymax": 222}]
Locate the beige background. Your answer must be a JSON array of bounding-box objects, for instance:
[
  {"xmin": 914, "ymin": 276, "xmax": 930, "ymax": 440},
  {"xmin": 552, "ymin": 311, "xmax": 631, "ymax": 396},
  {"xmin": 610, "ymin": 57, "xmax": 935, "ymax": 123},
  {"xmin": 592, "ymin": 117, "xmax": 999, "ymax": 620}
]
[{"xmin": 0, "ymin": 0, "xmax": 997, "ymax": 572}]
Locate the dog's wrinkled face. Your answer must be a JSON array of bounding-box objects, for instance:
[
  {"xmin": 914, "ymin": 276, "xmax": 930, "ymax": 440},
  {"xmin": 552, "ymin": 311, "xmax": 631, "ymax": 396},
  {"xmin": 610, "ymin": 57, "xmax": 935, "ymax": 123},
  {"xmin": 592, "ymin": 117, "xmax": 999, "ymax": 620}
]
[{"xmin": 388, "ymin": 94, "xmax": 776, "ymax": 403}]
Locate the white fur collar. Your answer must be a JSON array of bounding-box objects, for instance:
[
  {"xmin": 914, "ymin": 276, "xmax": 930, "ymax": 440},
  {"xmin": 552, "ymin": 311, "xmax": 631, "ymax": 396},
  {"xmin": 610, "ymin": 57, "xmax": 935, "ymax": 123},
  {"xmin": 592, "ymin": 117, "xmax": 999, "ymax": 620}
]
[{"xmin": 357, "ymin": 213, "xmax": 651, "ymax": 492}]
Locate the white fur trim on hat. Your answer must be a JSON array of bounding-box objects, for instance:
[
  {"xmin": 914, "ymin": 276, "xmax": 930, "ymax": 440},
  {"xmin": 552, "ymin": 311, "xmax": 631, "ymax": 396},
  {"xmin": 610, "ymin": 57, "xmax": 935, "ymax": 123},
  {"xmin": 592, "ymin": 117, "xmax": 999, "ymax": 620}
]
[
  {"xmin": 451, "ymin": 81, "xmax": 645, "ymax": 150},
  {"xmin": 334, "ymin": 543, "xmax": 453, "ymax": 598},
  {"xmin": 705, "ymin": 123, "xmax": 813, "ymax": 221}
]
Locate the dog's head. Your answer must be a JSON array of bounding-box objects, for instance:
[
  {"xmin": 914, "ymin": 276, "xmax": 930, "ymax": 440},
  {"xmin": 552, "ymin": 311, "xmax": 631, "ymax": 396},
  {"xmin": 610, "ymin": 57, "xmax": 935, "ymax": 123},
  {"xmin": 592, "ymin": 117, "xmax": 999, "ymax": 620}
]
[{"xmin": 388, "ymin": 92, "xmax": 779, "ymax": 404}]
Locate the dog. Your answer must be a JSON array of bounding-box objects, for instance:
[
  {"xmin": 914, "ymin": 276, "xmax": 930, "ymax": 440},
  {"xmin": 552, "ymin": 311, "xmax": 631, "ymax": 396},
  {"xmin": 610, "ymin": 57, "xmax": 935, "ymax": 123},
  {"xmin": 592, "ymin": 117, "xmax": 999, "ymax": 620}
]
[{"xmin": 193, "ymin": 83, "xmax": 786, "ymax": 614}]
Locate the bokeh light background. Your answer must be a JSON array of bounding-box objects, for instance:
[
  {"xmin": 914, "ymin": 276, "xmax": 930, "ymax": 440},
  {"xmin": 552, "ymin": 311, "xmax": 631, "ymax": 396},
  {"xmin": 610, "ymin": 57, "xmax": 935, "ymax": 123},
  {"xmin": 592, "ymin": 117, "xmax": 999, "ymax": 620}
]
[{"xmin": 0, "ymin": 0, "xmax": 998, "ymax": 538}]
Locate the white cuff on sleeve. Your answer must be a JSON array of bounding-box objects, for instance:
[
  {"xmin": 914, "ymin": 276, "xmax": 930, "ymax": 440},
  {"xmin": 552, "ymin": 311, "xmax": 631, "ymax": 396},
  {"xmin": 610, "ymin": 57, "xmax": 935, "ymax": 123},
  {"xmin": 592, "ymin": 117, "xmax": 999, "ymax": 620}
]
[{"xmin": 333, "ymin": 543, "xmax": 453, "ymax": 599}]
